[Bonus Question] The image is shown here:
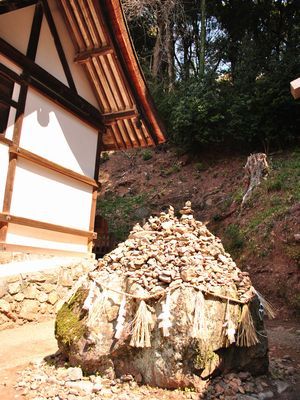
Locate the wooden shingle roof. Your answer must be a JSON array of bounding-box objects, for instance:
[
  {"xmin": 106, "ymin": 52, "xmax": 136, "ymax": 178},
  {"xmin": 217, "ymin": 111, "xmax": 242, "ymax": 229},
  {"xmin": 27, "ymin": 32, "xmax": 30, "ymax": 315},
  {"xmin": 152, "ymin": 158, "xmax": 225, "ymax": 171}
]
[{"xmin": 59, "ymin": 0, "xmax": 166, "ymax": 150}]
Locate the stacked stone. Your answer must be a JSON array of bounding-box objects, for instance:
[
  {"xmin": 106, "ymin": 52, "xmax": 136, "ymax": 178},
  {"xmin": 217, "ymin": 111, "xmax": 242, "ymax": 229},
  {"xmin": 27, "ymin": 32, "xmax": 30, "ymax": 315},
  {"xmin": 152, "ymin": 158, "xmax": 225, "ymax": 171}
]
[{"xmin": 95, "ymin": 202, "xmax": 253, "ymax": 303}]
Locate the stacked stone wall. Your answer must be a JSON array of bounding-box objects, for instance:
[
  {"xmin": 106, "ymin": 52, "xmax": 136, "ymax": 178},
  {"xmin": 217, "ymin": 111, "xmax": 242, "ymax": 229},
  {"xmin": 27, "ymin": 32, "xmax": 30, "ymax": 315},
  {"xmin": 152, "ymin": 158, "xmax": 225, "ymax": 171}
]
[{"xmin": 0, "ymin": 257, "xmax": 96, "ymax": 330}]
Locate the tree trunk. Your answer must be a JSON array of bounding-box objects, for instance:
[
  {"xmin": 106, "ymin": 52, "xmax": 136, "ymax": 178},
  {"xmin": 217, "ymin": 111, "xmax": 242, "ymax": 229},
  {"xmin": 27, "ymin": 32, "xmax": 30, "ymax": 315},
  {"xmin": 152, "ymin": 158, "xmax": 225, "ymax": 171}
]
[
  {"xmin": 166, "ymin": 19, "xmax": 175, "ymax": 91},
  {"xmin": 199, "ymin": 0, "xmax": 206, "ymax": 78},
  {"xmin": 152, "ymin": 19, "xmax": 163, "ymax": 79}
]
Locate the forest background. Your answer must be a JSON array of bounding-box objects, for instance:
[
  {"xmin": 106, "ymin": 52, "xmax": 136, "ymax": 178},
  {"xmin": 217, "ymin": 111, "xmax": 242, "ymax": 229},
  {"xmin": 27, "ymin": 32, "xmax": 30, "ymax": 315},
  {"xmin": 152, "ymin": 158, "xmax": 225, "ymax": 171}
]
[{"xmin": 122, "ymin": 0, "xmax": 300, "ymax": 153}]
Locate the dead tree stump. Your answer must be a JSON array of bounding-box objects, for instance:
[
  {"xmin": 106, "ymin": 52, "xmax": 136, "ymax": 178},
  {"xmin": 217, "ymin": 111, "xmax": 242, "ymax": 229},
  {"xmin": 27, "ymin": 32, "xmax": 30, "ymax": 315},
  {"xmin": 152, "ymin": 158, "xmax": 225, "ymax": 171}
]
[{"xmin": 242, "ymin": 153, "xmax": 269, "ymax": 207}]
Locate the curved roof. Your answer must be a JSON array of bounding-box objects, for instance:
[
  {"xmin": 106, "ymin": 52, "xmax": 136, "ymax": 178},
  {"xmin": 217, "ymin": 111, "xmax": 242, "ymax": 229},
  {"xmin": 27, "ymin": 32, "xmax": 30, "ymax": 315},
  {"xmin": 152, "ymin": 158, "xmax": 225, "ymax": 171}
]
[{"xmin": 59, "ymin": 0, "xmax": 166, "ymax": 150}]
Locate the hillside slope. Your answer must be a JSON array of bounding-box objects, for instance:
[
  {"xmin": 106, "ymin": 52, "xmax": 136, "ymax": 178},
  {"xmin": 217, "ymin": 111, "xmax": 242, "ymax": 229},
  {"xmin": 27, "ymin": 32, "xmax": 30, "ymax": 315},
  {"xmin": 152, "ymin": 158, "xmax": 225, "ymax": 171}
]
[{"xmin": 98, "ymin": 146, "xmax": 300, "ymax": 319}]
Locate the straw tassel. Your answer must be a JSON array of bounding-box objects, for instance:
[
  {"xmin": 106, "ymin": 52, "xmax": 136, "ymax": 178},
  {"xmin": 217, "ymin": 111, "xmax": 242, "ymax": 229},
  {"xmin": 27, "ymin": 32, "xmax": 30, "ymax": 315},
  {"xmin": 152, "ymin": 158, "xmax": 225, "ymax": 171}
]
[
  {"xmin": 191, "ymin": 290, "xmax": 207, "ymax": 340},
  {"xmin": 251, "ymin": 287, "xmax": 276, "ymax": 319},
  {"xmin": 86, "ymin": 286, "xmax": 108, "ymax": 327},
  {"xmin": 130, "ymin": 300, "xmax": 153, "ymax": 348},
  {"xmin": 236, "ymin": 303, "xmax": 259, "ymax": 347},
  {"xmin": 223, "ymin": 300, "xmax": 236, "ymax": 345},
  {"xmin": 158, "ymin": 293, "xmax": 172, "ymax": 337},
  {"xmin": 115, "ymin": 296, "xmax": 127, "ymax": 340}
]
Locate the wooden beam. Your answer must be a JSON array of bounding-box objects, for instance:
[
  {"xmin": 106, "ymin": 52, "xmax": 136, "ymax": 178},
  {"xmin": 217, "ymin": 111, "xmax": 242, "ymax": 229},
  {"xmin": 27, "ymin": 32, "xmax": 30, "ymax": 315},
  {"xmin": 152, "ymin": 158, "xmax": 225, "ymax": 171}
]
[
  {"xmin": 0, "ymin": 63, "xmax": 22, "ymax": 84},
  {"xmin": 0, "ymin": 38, "xmax": 104, "ymax": 131},
  {"xmin": 74, "ymin": 46, "xmax": 114, "ymax": 63},
  {"xmin": 27, "ymin": 2, "xmax": 44, "ymax": 60},
  {"xmin": 0, "ymin": 242, "xmax": 93, "ymax": 258},
  {"xmin": 0, "ymin": 0, "xmax": 37, "ymax": 15},
  {"xmin": 0, "ymin": 213, "xmax": 97, "ymax": 240},
  {"xmin": 0, "ymin": 94, "xmax": 18, "ymax": 108},
  {"xmin": 0, "ymin": 223, "xmax": 7, "ymax": 242},
  {"xmin": 102, "ymin": 108, "xmax": 137, "ymax": 124},
  {"xmin": 8, "ymin": 144, "xmax": 99, "ymax": 188},
  {"xmin": 41, "ymin": 0, "xmax": 77, "ymax": 93},
  {"xmin": 2, "ymin": 153, "xmax": 17, "ymax": 213},
  {"xmin": 0, "ymin": 137, "xmax": 12, "ymax": 146}
]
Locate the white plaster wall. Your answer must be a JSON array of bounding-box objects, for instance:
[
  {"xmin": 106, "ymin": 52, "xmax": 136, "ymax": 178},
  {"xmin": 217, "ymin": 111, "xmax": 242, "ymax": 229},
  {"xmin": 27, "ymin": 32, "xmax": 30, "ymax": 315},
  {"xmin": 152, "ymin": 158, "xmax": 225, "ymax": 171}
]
[
  {"xmin": 0, "ymin": 6, "xmax": 35, "ymax": 55},
  {"xmin": 6, "ymin": 223, "xmax": 88, "ymax": 253},
  {"xmin": 20, "ymin": 89, "xmax": 98, "ymax": 177},
  {"xmin": 10, "ymin": 159, "xmax": 93, "ymax": 231},
  {"xmin": 0, "ymin": 143, "xmax": 9, "ymax": 211},
  {"xmin": 35, "ymin": 16, "xmax": 68, "ymax": 86},
  {"xmin": 48, "ymin": 0, "xmax": 100, "ymax": 108}
]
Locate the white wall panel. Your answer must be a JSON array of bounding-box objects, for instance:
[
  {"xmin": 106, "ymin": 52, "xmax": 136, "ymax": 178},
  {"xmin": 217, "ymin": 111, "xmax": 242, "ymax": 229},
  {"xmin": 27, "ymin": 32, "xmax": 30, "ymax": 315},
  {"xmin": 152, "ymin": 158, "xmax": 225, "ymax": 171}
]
[
  {"xmin": 10, "ymin": 159, "xmax": 93, "ymax": 231},
  {"xmin": 35, "ymin": 16, "xmax": 68, "ymax": 86},
  {"xmin": 20, "ymin": 89, "xmax": 98, "ymax": 177},
  {"xmin": 6, "ymin": 223, "xmax": 88, "ymax": 253},
  {"xmin": 0, "ymin": 143, "xmax": 9, "ymax": 211},
  {"xmin": 0, "ymin": 6, "xmax": 35, "ymax": 55}
]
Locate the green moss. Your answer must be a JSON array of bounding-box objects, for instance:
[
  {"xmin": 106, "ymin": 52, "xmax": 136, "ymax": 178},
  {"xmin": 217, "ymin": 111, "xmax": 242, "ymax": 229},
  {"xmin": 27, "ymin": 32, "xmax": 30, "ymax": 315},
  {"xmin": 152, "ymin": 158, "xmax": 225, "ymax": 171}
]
[
  {"xmin": 194, "ymin": 344, "xmax": 217, "ymax": 370},
  {"xmin": 55, "ymin": 288, "xmax": 88, "ymax": 347}
]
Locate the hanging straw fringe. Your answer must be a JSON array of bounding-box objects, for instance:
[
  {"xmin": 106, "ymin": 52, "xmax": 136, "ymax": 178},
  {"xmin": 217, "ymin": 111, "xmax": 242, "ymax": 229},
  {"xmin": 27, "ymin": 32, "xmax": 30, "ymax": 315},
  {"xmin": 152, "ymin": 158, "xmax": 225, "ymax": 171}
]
[
  {"xmin": 251, "ymin": 287, "xmax": 276, "ymax": 319},
  {"xmin": 191, "ymin": 290, "xmax": 207, "ymax": 340},
  {"xmin": 158, "ymin": 293, "xmax": 172, "ymax": 337},
  {"xmin": 86, "ymin": 287, "xmax": 109, "ymax": 327},
  {"xmin": 237, "ymin": 304, "xmax": 259, "ymax": 347},
  {"xmin": 130, "ymin": 300, "xmax": 153, "ymax": 348},
  {"xmin": 223, "ymin": 299, "xmax": 236, "ymax": 345},
  {"xmin": 83, "ymin": 281, "xmax": 96, "ymax": 311},
  {"xmin": 115, "ymin": 296, "xmax": 127, "ymax": 340}
]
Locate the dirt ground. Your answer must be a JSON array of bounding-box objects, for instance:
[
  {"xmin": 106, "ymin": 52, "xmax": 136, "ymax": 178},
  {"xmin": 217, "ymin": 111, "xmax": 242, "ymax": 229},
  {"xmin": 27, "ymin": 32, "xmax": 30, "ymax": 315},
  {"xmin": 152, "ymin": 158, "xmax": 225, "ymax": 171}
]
[
  {"xmin": 0, "ymin": 319, "xmax": 299, "ymax": 400},
  {"xmin": 0, "ymin": 321, "xmax": 57, "ymax": 400}
]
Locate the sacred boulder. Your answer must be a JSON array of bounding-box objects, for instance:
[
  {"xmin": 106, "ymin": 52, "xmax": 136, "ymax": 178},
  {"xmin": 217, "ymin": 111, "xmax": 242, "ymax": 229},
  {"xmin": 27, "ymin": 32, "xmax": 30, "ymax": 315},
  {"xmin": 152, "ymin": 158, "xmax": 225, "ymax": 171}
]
[{"xmin": 55, "ymin": 202, "xmax": 273, "ymax": 390}]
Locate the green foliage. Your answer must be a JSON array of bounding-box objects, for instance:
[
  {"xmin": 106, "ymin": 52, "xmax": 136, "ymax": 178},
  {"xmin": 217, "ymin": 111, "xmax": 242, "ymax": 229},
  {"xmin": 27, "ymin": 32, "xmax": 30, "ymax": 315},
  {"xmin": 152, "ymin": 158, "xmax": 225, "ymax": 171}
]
[
  {"xmin": 100, "ymin": 152, "xmax": 110, "ymax": 163},
  {"xmin": 97, "ymin": 194, "xmax": 147, "ymax": 242},
  {"xmin": 141, "ymin": 149, "xmax": 153, "ymax": 161},
  {"xmin": 223, "ymin": 224, "xmax": 245, "ymax": 257}
]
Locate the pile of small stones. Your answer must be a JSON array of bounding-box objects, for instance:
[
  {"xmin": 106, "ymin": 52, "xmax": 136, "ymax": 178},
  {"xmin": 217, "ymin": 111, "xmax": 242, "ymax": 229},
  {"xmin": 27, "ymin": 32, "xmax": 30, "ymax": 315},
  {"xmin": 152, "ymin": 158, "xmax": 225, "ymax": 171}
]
[
  {"xmin": 13, "ymin": 353, "xmax": 297, "ymax": 400},
  {"xmin": 94, "ymin": 202, "xmax": 252, "ymax": 302}
]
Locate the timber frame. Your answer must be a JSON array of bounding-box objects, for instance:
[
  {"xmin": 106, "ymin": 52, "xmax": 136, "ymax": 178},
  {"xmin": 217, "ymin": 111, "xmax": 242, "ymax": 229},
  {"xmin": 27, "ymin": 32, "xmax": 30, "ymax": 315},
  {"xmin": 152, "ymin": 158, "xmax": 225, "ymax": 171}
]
[{"xmin": 0, "ymin": 0, "xmax": 165, "ymax": 257}]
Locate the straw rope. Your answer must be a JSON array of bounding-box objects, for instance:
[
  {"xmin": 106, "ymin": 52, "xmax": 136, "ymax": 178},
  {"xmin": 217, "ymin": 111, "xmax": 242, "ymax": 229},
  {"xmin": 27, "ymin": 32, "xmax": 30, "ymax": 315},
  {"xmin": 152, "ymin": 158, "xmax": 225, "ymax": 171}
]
[{"xmin": 93, "ymin": 279, "xmax": 254, "ymax": 305}]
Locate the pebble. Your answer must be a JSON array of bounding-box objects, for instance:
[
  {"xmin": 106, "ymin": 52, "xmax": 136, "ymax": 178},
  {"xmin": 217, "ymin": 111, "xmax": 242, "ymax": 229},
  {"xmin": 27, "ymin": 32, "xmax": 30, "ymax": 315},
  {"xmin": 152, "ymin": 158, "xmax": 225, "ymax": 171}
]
[{"xmin": 92, "ymin": 202, "xmax": 253, "ymax": 302}]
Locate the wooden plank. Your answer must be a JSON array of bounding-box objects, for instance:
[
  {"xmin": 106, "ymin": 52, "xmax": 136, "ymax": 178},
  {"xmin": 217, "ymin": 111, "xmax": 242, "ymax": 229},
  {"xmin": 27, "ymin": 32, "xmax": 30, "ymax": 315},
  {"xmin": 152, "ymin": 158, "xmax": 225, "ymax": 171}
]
[
  {"xmin": 59, "ymin": 0, "xmax": 84, "ymax": 50},
  {"xmin": 0, "ymin": 213, "xmax": 97, "ymax": 239},
  {"xmin": 12, "ymin": 84, "xmax": 28, "ymax": 146},
  {"xmin": 2, "ymin": 153, "xmax": 17, "ymax": 213},
  {"xmin": 0, "ymin": 38, "xmax": 104, "ymax": 130},
  {"xmin": 0, "ymin": 136, "xmax": 12, "ymax": 146},
  {"xmin": 41, "ymin": 0, "xmax": 77, "ymax": 93},
  {"xmin": 89, "ymin": 188, "xmax": 98, "ymax": 233},
  {"xmin": 8, "ymin": 145, "xmax": 99, "ymax": 188},
  {"xmin": 0, "ymin": 63, "xmax": 22, "ymax": 84},
  {"xmin": 27, "ymin": 2, "xmax": 44, "ymax": 60},
  {"xmin": 0, "ymin": 0, "xmax": 37, "ymax": 15},
  {"xmin": 0, "ymin": 94, "xmax": 18, "ymax": 109},
  {"xmin": 0, "ymin": 242, "xmax": 92, "ymax": 258},
  {"xmin": 74, "ymin": 46, "xmax": 113, "ymax": 63},
  {"xmin": 102, "ymin": 108, "xmax": 137, "ymax": 123},
  {"xmin": 0, "ymin": 223, "xmax": 8, "ymax": 242}
]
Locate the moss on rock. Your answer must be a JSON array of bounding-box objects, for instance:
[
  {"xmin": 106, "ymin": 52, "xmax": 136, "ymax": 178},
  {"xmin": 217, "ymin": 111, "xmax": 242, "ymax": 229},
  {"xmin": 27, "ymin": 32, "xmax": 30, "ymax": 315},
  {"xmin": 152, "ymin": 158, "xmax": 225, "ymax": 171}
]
[{"xmin": 55, "ymin": 288, "xmax": 88, "ymax": 348}]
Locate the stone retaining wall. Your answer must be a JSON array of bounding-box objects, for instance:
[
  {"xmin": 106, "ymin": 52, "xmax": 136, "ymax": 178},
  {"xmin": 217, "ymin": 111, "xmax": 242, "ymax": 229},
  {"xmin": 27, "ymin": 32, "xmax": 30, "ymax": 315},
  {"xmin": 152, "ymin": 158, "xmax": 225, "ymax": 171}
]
[{"xmin": 0, "ymin": 257, "xmax": 96, "ymax": 330}]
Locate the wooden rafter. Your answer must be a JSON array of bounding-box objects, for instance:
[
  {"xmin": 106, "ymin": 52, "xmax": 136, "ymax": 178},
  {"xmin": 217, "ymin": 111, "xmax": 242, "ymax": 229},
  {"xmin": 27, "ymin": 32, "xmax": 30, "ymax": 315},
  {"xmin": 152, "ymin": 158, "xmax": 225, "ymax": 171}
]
[{"xmin": 74, "ymin": 46, "xmax": 114, "ymax": 63}]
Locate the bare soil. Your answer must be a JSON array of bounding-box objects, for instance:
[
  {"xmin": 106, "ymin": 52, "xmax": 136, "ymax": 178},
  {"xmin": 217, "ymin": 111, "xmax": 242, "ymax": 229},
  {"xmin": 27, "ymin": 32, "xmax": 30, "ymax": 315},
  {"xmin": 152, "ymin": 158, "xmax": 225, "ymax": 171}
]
[{"xmin": 99, "ymin": 146, "xmax": 300, "ymax": 320}]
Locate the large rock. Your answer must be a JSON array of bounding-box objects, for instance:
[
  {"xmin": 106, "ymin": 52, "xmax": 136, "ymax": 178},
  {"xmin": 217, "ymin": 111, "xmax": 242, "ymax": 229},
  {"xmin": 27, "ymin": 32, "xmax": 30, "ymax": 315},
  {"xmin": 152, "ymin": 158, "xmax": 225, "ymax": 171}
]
[{"xmin": 55, "ymin": 203, "xmax": 269, "ymax": 390}]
